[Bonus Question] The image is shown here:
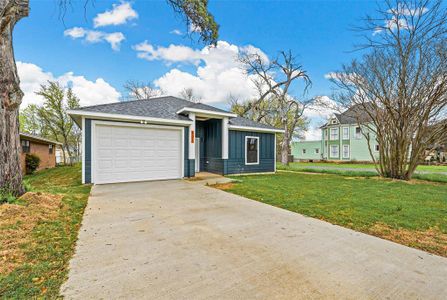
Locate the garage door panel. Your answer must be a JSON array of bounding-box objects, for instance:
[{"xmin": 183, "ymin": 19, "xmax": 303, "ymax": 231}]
[{"xmin": 94, "ymin": 124, "xmax": 182, "ymax": 184}]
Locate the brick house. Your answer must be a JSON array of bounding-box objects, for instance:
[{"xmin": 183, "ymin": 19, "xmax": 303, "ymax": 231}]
[{"xmin": 20, "ymin": 133, "xmax": 62, "ymax": 174}]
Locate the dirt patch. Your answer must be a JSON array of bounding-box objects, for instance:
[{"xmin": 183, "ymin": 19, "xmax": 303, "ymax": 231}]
[
  {"xmin": 368, "ymin": 223, "xmax": 447, "ymax": 257},
  {"xmin": 212, "ymin": 182, "xmax": 235, "ymax": 190},
  {"xmin": 184, "ymin": 177, "xmax": 204, "ymax": 181},
  {"xmin": 0, "ymin": 192, "xmax": 63, "ymax": 275}
]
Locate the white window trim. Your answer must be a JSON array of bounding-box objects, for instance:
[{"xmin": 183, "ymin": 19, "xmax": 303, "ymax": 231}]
[
  {"xmin": 245, "ymin": 136, "xmax": 260, "ymax": 165},
  {"xmin": 315, "ymin": 148, "xmax": 319, "ymax": 154},
  {"xmin": 355, "ymin": 127, "xmax": 362, "ymax": 139},
  {"xmin": 342, "ymin": 127, "xmax": 350, "ymax": 140},
  {"xmin": 375, "ymin": 144, "xmax": 380, "ymax": 152},
  {"xmin": 302, "ymin": 149, "xmax": 306, "ymax": 154},
  {"xmin": 330, "ymin": 145, "xmax": 339, "ymax": 158},
  {"xmin": 330, "ymin": 128, "xmax": 339, "ymax": 141},
  {"xmin": 342, "ymin": 144, "xmax": 350, "ymax": 159}
]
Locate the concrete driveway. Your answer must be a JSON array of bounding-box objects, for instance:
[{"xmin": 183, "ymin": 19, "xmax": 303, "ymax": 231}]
[{"xmin": 61, "ymin": 180, "xmax": 447, "ymax": 299}]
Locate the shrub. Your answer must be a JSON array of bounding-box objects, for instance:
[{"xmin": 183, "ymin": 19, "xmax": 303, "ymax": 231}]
[
  {"xmin": 0, "ymin": 189, "xmax": 17, "ymax": 204},
  {"xmin": 25, "ymin": 153, "xmax": 40, "ymax": 174}
]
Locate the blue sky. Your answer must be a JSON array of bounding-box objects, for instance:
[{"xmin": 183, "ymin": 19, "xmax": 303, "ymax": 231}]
[{"xmin": 14, "ymin": 0, "xmax": 378, "ymax": 139}]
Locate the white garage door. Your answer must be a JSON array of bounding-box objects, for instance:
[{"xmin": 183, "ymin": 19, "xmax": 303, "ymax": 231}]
[{"xmin": 93, "ymin": 123, "xmax": 183, "ymax": 184}]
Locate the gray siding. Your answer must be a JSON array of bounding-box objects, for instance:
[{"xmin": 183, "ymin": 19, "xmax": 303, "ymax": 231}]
[
  {"xmin": 226, "ymin": 130, "xmax": 275, "ymax": 174},
  {"xmin": 84, "ymin": 119, "xmax": 92, "ymax": 183}
]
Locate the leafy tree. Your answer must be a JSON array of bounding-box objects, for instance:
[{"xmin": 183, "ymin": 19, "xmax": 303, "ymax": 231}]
[
  {"xmin": 36, "ymin": 81, "xmax": 81, "ymax": 164},
  {"xmin": 0, "ymin": 0, "xmax": 219, "ymax": 196},
  {"xmin": 20, "ymin": 104, "xmax": 49, "ymax": 135}
]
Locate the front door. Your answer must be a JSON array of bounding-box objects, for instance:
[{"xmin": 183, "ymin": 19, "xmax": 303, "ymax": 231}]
[{"xmin": 195, "ymin": 138, "xmax": 200, "ymax": 172}]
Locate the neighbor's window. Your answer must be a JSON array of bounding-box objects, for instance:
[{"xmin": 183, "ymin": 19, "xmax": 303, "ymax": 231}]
[
  {"xmin": 375, "ymin": 144, "xmax": 380, "ymax": 152},
  {"xmin": 342, "ymin": 127, "xmax": 349, "ymax": 140},
  {"xmin": 315, "ymin": 148, "xmax": 320, "ymax": 154},
  {"xmin": 343, "ymin": 145, "xmax": 350, "ymax": 158},
  {"xmin": 49, "ymin": 144, "xmax": 54, "ymax": 154},
  {"xmin": 330, "ymin": 128, "xmax": 339, "ymax": 140},
  {"xmin": 21, "ymin": 140, "xmax": 30, "ymax": 153},
  {"xmin": 302, "ymin": 149, "xmax": 307, "ymax": 154},
  {"xmin": 355, "ymin": 127, "xmax": 362, "ymax": 139},
  {"xmin": 330, "ymin": 145, "xmax": 339, "ymax": 158},
  {"xmin": 245, "ymin": 136, "xmax": 259, "ymax": 165}
]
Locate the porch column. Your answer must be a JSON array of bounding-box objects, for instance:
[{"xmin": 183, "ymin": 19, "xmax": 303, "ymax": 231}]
[
  {"xmin": 222, "ymin": 117, "xmax": 229, "ymax": 159},
  {"xmin": 189, "ymin": 113, "xmax": 195, "ymax": 160}
]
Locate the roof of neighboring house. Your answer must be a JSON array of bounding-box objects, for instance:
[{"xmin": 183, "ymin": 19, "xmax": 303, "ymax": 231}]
[
  {"xmin": 20, "ymin": 133, "xmax": 62, "ymax": 145},
  {"xmin": 70, "ymin": 96, "xmax": 282, "ymax": 131},
  {"xmin": 323, "ymin": 103, "xmax": 373, "ymax": 127}
]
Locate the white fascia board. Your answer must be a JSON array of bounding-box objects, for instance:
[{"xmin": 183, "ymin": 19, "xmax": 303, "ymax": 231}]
[
  {"xmin": 176, "ymin": 107, "xmax": 238, "ymax": 118},
  {"xmin": 229, "ymin": 125, "xmax": 285, "ymax": 134},
  {"xmin": 67, "ymin": 110, "xmax": 193, "ymax": 126}
]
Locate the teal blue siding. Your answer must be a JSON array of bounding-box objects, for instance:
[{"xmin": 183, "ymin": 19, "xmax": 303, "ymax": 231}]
[
  {"xmin": 84, "ymin": 119, "xmax": 92, "ymax": 183},
  {"xmin": 226, "ymin": 130, "xmax": 275, "ymax": 174},
  {"xmin": 196, "ymin": 120, "xmax": 224, "ymax": 174},
  {"xmin": 184, "ymin": 127, "xmax": 195, "ymax": 177}
]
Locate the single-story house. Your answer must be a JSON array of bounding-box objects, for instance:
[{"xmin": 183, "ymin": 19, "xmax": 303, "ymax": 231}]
[
  {"xmin": 68, "ymin": 96, "xmax": 284, "ymax": 184},
  {"xmin": 20, "ymin": 132, "xmax": 62, "ymax": 173}
]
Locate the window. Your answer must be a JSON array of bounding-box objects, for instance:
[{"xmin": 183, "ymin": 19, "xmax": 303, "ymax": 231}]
[
  {"xmin": 49, "ymin": 144, "xmax": 54, "ymax": 154},
  {"xmin": 343, "ymin": 145, "xmax": 350, "ymax": 158},
  {"xmin": 302, "ymin": 149, "xmax": 307, "ymax": 154},
  {"xmin": 355, "ymin": 127, "xmax": 362, "ymax": 139},
  {"xmin": 21, "ymin": 140, "xmax": 30, "ymax": 153},
  {"xmin": 315, "ymin": 148, "xmax": 320, "ymax": 154},
  {"xmin": 330, "ymin": 145, "xmax": 339, "ymax": 158},
  {"xmin": 324, "ymin": 129, "xmax": 328, "ymax": 138},
  {"xmin": 331, "ymin": 119, "xmax": 337, "ymax": 124},
  {"xmin": 375, "ymin": 144, "xmax": 380, "ymax": 152},
  {"xmin": 330, "ymin": 128, "xmax": 339, "ymax": 140},
  {"xmin": 342, "ymin": 127, "xmax": 349, "ymax": 140},
  {"xmin": 245, "ymin": 136, "xmax": 259, "ymax": 165}
]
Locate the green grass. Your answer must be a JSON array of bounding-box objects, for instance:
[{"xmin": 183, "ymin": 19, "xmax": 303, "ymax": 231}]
[
  {"xmin": 219, "ymin": 172, "xmax": 447, "ymax": 256},
  {"xmin": 279, "ymin": 163, "xmax": 447, "ymax": 183},
  {"xmin": 286, "ymin": 162, "xmax": 447, "ymax": 173},
  {"xmin": 0, "ymin": 164, "xmax": 91, "ymax": 298}
]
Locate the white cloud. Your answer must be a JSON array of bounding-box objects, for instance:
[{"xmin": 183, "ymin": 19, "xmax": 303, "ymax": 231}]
[
  {"xmin": 17, "ymin": 62, "xmax": 121, "ymax": 108},
  {"xmin": 374, "ymin": 5, "xmax": 427, "ymax": 35},
  {"xmin": 133, "ymin": 41, "xmax": 202, "ymax": 64},
  {"xmin": 170, "ymin": 29, "xmax": 182, "ymax": 35},
  {"xmin": 303, "ymin": 127, "xmax": 323, "ymax": 141},
  {"xmin": 93, "ymin": 1, "xmax": 138, "ymax": 28},
  {"xmin": 64, "ymin": 27, "xmax": 125, "ymax": 51},
  {"xmin": 134, "ymin": 41, "xmax": 267, "ymax": 104}
]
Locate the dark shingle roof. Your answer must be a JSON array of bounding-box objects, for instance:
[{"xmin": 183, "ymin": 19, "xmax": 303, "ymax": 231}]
[
  {"xmin": 229, "ymin": 117, "xmax": 280, "ymax": 130},
  {"xmin": 74, "ymin": 96, "xmax": 282, "ymax": 131},
  {"xmin": 20, "ymin": 132, "xmax": 62, "ymax": 145},
  {"xmin": 323, "ymin": 104, "xmax": 373, "ymax": 127}
]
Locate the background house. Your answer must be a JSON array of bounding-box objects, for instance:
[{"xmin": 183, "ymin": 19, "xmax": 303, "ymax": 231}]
[
  {"xmin": 293, "ymin": 105, "xmax": 379, "ymax": 162},
  {"xmin": 20, "ymin": 133, "xmax": 62, "ymax": 173},
  {"xmin": 291, "ymin": 140, "xmax": 322, "ymax": 161}
]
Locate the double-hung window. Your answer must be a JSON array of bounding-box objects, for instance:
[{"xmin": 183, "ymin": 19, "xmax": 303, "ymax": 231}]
[
  {"xmin": 330, "ymin": 145, "xmax": 339, "ymax": 158},
  {"xmin": 49, "ymin": 144, "xmax": 54, "ymax": 154},
  {"xmin": 343, "ymin": 145, "xmax": 350, "ymax": 159},
  {"xmin": 302, "ymin": 149, "xmax": 306, "ymax": 154},
  {"xmin": 355, "ymin": 127, "xmax": 362, "ymax": 139},
  {"xmin": 21, "ymin": 140, "xmax": 30, "ymax": 153},
  {"xmin": 330, "ymin": 128, "xmax": 339, "ymax": 140},
  {"xmin": 245, "ymin": 136, "xmax": 259, "ymax": 165},
  {"xmin": 342, "ymin": 127, "xmax": 349, "ymax": 140},
  {"xmin": 315, "ymin": 148, "xmax": 319, "ymax": 154}
]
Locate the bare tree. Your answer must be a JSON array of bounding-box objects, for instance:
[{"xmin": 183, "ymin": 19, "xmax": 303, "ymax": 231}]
[
  {"xmin": 0, "ymin": 0, "xmax": 218, "ymax": 197},
  {"xmin": 180, "ymin": 87, "xmax": 202, "ymax": 103},
  {"xmin": 238, "ymin": 50, "xmax": 312, "ymax": 165},
  {"xmin": 123, "ymin": 80, "xmax": 163, "ymax": 100},
  {"xmin": 331, "ymin": 0, "xmax": 447, "ymax": 180}
]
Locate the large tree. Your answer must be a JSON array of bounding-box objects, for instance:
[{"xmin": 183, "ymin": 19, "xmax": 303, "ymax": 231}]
[
  {"xmin": 36, "ymin": 81, "xmax": 81, "ymax": 164},
  {"xmin": 331, "ymin": 0, "xmax": 447, "ymax": 180},
  {"xmin": 235, "ymin": 50, "xmax": 311, "ymax": 165},
  {"xmin": 0, "ymin": 0, "xmax": 218, "ymax": 197}
]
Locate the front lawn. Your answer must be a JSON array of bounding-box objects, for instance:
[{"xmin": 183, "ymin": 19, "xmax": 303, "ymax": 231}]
[
  {"xmin": 0, "ymin": 165, "xmax": 91, "ymax": 298},
  {"xmin": 216, "ymin": 172, "xmax": 447, "ymax": 257},
  {"xmin": 286, "ymin": 162, "xmax": 447, "ymax": 173}
]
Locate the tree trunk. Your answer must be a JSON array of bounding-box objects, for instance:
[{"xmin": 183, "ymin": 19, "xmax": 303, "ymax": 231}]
[
  {"xmin": 0, "ymin": 0, "xmax": 29, "ymax": 196},
  {"xmin": 281, "ymin": 124, "xmax": 289, "ymax": 165}
]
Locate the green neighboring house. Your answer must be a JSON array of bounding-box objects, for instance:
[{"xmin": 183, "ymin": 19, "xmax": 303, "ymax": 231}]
[
  {"xmin": 293, "ymin": 105, "xmax": 379, "ymax": 162},
  {"xmin": 291, "ymin": 140, "xmax": 322, "ymax": 161}
]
